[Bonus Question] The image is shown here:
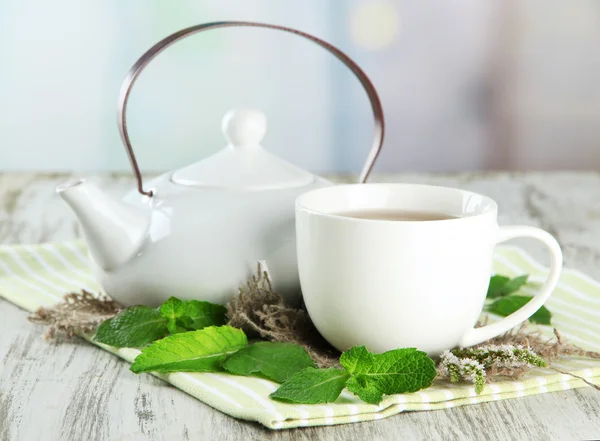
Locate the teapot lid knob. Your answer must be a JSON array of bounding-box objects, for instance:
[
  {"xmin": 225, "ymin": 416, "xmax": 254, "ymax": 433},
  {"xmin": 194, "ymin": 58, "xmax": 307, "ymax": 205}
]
[{"xmin": 222, "ymin": 108, "xmax": 267, "ymax": 148}]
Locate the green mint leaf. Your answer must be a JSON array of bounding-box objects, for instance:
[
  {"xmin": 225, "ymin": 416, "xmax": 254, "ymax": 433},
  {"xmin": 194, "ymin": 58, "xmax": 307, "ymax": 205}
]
[
  {"xmin": 169, "ymin": 325, "xmax": 190, "ymax": 334},
  {"xmin": 94, "ymin": 306, "xmax": 168, "ymax": 348},
  {"xmin": 503, "ymin": 275, "xmax": 529, "ymax": 294},
  {"xmin": 159, "ymin": 297, "xmax": 227, "ymax": 333},
  {"xmin": 339, "ymin": 345, "xmax": 370, "ymax": 374},
  {"xmin": 270, "ymin": 368, "xmax": 350, "ymax": 404},
  {"xmin": 486, "ymin": 295, "xmax": 552, "ymax": 325},
  {"xmin": 223, "ymin": 342, "xmax": 314, "ymax": 383},
  {"xmin": 487, "ymin": 274, "xmax": 529, "ymax": 299},
  {"xmin": 345, "ymin": 375, "xmax": 383, "ymax": 404},
  {"xmin": 178, "ymin": 300, "xmax": 227, "ymax": 330},
  {"xmin": 130, "ymin": 326, "xmax": 247, "ymax": 374},
  {"xmin": 159, "ymin": 297, "xmax": 188, "ymax": 333},
  {"xmin": 487, "ymin": 275, "xmax": 511, "ymax": 298},
  {"xmin": 340, "ymin": 346, "xmax": 437, "ymax": 404}
]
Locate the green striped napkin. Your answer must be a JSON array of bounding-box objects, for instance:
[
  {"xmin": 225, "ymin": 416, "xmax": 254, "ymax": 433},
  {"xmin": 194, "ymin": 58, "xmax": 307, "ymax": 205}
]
[{"xmin": 0, "ymin": 241, "xmax": 599, "ymax": 429}]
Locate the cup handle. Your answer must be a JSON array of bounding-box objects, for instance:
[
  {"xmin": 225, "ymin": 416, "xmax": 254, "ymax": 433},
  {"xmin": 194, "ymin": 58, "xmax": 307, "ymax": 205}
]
[{"xmin": 458, "ymin": 226, "xmax": 563, "ymax": 348}]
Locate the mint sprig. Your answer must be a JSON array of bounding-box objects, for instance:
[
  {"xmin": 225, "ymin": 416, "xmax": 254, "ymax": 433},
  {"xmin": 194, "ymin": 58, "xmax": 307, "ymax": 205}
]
[
  {"xmin": 341, "ymin": 346, "xmax": 438, "ymax": 404},
  {"xmin": 94, "ymin": 297, "xmax": 227, "ymax": 348},
  {"xmin": 270, "ymin": 346, "xmax": 437, "ymax": 405},
  {"xmin": 485, "ymin": 274, "xmax": 552, "ymax": 325}
]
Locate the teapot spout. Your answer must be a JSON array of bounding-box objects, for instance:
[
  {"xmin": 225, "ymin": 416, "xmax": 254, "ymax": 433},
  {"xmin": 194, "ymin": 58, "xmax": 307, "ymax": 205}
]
[{"xmin": 57, "ymin": 178, "xmax": 150, "ymax": 271}]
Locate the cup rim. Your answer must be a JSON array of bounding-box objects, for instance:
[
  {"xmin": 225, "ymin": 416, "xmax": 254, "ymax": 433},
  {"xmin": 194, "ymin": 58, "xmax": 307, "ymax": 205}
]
[{"xmin": 296, "ymin": 182, "xmax": 498, "ymax": 224}]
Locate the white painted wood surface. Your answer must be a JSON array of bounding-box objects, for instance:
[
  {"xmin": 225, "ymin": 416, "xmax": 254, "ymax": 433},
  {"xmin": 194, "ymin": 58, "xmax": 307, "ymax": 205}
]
[{"xmin": 1, "ymin": 172, "xmax": 600, "ymax": 441}]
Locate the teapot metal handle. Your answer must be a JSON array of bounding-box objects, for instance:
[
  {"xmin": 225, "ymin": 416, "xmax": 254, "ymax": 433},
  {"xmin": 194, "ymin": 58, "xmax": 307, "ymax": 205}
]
[{"xmin": 117, "ymin": 21, "xmax": 385, "ymax": 197}]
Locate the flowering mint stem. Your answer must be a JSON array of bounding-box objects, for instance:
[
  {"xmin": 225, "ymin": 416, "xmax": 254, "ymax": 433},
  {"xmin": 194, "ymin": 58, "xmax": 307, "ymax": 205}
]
[{"xmin": 438, "ymin": 345, "xmax": 546, "ymax": 394}]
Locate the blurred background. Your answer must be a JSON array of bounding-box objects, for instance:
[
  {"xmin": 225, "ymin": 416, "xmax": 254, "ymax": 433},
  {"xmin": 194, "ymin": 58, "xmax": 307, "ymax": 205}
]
[{"xmin": 1, "ymin": 0, "xmax": 599, "ymax": 175}]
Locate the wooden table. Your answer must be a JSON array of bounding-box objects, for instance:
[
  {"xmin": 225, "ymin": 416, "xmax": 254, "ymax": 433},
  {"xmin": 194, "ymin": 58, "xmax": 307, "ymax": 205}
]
[{"xmin": 1, "ymin": 172, "xmax": 600, "ymax": 441}]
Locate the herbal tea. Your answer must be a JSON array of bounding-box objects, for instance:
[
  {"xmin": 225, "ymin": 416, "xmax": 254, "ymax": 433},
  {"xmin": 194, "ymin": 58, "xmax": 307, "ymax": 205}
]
[{"xmin": 334, "ymin": 209, "xmax": 458, "ymax": 221}]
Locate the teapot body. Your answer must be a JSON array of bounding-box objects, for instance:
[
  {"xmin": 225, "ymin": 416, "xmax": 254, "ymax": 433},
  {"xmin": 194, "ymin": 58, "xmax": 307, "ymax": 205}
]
[
  {"xmin": 89, "ymin": 173, "xmax": 331, "ymax": 306},
  {"xmin": 67, "ymin": 22, "xmax": 386, "ymax": 308}
]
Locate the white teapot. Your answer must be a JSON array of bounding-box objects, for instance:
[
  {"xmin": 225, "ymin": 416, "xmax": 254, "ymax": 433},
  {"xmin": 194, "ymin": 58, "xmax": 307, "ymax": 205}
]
[{"xmin": 57, "ymin": 22, "xmax": 384, "ymax": 306}]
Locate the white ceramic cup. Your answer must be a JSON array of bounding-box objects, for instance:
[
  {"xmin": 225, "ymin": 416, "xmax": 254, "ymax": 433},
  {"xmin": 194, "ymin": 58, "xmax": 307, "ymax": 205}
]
[{"xmin": 295, "ymin": 183, "xmax": 563, "ymax": 356}]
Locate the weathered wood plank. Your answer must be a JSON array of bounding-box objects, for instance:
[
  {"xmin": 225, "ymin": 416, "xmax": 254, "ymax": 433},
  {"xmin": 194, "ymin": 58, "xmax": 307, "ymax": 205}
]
[{"xmin": 1, "ymin": 172, "xmax": 600, "ymax": 441}]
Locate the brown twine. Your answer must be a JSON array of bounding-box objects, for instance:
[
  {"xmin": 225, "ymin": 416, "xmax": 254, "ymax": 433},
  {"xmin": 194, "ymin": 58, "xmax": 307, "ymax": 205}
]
[
  {"xmin": 28, "ymin": 290, "xmax": 122, "ymax": 341},
  {"xmin": 225, "ymin": 263, "xmax": 340, "ymax": 368}
]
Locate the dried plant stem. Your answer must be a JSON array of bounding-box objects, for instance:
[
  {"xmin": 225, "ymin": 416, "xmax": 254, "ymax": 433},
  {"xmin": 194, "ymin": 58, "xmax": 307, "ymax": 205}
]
[
  {"xmin": 438, "ymin": 321, "xmax": 600, "ymax": 393},
  {"xmin": 28, "ymin": 290, "xmax": 122, "ymax": 341},
  {"xmin": 548, "ymin": 366, "xmax": 600, "ymax": 391},
  {"xmin": 225, "ymin": 263, "xmax": 340, "ymax": 368}
]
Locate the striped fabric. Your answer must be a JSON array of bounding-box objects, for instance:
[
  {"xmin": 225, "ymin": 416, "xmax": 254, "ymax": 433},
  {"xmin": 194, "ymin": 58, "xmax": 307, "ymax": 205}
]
[{"xmin": 0, "ymin": 242, "xmax": 599, "ymax": 429}]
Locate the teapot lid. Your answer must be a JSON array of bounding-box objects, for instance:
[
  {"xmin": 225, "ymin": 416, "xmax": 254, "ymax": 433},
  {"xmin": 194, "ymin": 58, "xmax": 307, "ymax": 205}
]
[{"xmin": 170, "ymin": 109, "xmax": 314, "ymax": 190}]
